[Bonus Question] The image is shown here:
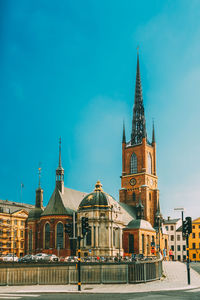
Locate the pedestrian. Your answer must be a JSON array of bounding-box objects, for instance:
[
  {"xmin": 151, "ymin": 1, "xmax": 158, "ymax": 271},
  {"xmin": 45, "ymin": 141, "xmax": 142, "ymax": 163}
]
[
  {"xmin": 169, "ymin": 248, "xmax": 173, "ymax": 261},
  {"xmin": 163, "ymin": 248, "xmax": 166, "ymax": 261}
]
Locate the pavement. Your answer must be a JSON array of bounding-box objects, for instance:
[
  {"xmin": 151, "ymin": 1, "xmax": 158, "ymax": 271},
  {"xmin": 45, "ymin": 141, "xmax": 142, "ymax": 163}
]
[{"xmin": 0, "ymin": 261, "xmax": 200, "ymax": 294}]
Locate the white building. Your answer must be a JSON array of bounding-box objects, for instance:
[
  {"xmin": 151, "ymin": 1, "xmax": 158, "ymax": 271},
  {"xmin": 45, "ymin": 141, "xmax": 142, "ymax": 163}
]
[{"xmin": 163, "ymin": 217, "xmax": 186, "ymax": 261}]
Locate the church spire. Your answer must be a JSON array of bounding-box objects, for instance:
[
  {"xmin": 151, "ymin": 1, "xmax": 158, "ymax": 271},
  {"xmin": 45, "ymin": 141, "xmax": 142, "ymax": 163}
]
[
  {"xmin": 152, "ymin": 120, "xmax": 155, "ymax": 144},
  {"xmin": 131, "ymin": 50, "xmax": 147, "ymax": 145},
  {"xmin": 56, "ymin": 137, "xmax": 64, "ymax": 194},
  {"xmin": 122, "ymin": 120, "xmax": 126, "ymax": 143}
]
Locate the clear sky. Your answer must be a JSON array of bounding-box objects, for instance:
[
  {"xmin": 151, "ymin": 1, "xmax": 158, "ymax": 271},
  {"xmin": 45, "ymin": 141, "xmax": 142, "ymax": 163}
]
[{"xmin": 0, "ymin": 0, "xmax": 200, "ymax": 220}]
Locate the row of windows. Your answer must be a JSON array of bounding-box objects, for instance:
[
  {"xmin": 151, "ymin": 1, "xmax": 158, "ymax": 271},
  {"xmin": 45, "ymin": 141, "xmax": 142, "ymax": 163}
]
[
  {"xmin": 0, "ymin": 230, "xmax": 24, "ymax": 237},
  {"xmin": 192, "ymin": 233, "xmax": 200, "ymax": 238},
  {"xmin": 171, "ymin": 245, "xmax": 186, "ymax": 251},
  {"xmin": 170, "ymin": 235, "xmax": 185, "ymax": 241},
  {"xmin": 130, "ymin": 152, "xmax": 153, "ymax": 174},
  {"xmin": 192, "ymin": 243, "xmax": 200, "ymax": 249},
  {"xmin": 0, "ymin": 219, "xmax": 24, "ymax": 225},
  {"xmin": 192, "ymin": 253, "xmax": 200, "ymax": 259},
  {"xmin": 192, "ymin": 225, "xmax": 200, "ymax": 229}
]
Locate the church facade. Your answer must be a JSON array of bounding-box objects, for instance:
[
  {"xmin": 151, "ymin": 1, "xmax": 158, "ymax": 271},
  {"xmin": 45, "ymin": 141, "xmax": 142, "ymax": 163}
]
[{"xmin": 26, "ymin": 54, "xmax": 168, "ymax": 258}]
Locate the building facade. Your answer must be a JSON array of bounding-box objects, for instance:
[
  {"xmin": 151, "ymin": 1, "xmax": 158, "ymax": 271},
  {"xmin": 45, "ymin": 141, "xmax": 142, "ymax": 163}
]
[
  {"xmin": 0, "ymin": 200, "xmax": 33, "ymax": 257},
  {"xmin": 163, "ymin": 217, "xmax": 186, "ymax": 261},
  {"xmin": 189, "ymin": 217, "xmax": 200, "ymax": 262}
]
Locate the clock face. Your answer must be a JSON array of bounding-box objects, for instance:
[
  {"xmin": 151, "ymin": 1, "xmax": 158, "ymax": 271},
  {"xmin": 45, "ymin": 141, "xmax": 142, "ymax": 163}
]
[{"xmin": 130, "ymin": 178, "xmax": 137, "ymax": 186}]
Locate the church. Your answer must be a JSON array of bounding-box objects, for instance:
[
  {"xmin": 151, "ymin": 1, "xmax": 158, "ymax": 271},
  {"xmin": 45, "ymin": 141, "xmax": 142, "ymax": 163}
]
[{"xmin": 26, "ymin": 53, "xmax": 168, "ymax": 258}]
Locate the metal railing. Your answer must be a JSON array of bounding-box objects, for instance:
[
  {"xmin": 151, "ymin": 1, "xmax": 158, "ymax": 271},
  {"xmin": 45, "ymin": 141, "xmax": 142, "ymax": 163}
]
[{"xmin": 0, "ymin": 259, "xmax": 162, "ymax": 286}]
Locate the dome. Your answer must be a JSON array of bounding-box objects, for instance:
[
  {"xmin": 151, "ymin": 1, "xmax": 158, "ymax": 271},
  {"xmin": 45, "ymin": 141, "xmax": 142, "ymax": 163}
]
[
  {"xmin": 78, "ymin": 181, "xmax": 119, "ymax": 211},
  {"xmin": 28, "ymin": 207, "xmax": 43, "ymax": 221},
  {"xmin": 126, "ymin": 219, "xmax": 155, "ymax": 231}
]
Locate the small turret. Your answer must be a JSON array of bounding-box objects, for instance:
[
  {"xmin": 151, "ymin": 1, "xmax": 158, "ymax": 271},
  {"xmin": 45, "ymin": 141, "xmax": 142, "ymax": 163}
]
[
  {"xmin": 122, "ymin": 121, "xmax": 126, "ymax": 144},
  {"xmin": 136, "ymin": 196, "xmax": 144, "ymax": 220},
  {"xmin": 35, "ymin": 167, "xmax": 43, "ymax": 209},
  {"xmin": 56, "ymin": 137, "xmax": 64, "ymax": 194}
]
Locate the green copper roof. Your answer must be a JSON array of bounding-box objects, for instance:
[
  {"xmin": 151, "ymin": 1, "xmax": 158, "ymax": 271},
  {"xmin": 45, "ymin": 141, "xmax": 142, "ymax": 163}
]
[
  {"xmin": 78, "ymin": 181, "xmax": 117, "ymax": 211},
  {"xmin": 41, "ymin": 188, "xmax": 74, "ymax": 216},
  {"xmin": 28, "ymin": 207, "xmax": 43, "ymax": 220}
]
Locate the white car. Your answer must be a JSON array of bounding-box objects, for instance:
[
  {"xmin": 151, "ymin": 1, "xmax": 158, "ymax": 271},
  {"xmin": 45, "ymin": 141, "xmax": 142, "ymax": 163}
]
[
  {"xmin": 43, "ymin": 254, "xmax": 60, "ymax": 262},
  {"xmin": 35, "ymin": 253, "xmax": 49, "ymax": 261},
  {"xmin": 2, "ymin": 254, "xmax": 19, "ymax": 262}
]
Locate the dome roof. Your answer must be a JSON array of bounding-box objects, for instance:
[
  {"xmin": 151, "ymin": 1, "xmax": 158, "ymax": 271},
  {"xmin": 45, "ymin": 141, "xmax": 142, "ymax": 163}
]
[
  {"xmin": 28, "ymin": 207, "xmax": 43, "ymax": 221},
  {"xmin": 126, "ymin": 219, "xmax": 155, "ymax": 231},
  {"xmin": 78, "ymin": 181, "xmax": 119, "ymax": 211}
]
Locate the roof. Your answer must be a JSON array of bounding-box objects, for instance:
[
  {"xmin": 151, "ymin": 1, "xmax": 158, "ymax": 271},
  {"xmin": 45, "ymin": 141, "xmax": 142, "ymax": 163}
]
[
  {"xmin": 176, "ymin": 225, "xmax": 183, "ymax": 232},
  {"xmin": 163, "ymin": 218, "xmax": 180, "ymax": 225},
  {"xmin": 42, "ymin": 186, "xmax": 87, "ymax": 217},
  {"xmin": 118, "ymin": 202, "xmax": 137, "ymax": 220},
  {"xmin": 126, "ymin": 219, "xmax": 155, "ymax": 231},
  {"xmin": 0, "ymin": 199, "xmax": 34, "ymax": 214},
  {"xmin": 28, "ymin": 208, "xmax": 43, "ymax": 220}
]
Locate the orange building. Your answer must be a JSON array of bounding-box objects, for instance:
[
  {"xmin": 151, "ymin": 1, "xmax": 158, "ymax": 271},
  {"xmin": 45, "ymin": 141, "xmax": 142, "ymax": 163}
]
[{"xmin": 189, "ymin": 217, "xmax": 200, "ymax": 261}]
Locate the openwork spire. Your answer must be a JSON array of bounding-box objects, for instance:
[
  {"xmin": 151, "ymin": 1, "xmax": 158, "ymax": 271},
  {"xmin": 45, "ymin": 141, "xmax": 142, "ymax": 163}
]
[
  {"xmin": 59, "ymin": 136, "xmax": 62, "ymax": 168},
  {"xmin": 122, "ymin": 120, "xmax": 126, "ymax": 143},
  {"xmin": 131, "ymin": 50, "xmax": 147, "ymax": 145}
]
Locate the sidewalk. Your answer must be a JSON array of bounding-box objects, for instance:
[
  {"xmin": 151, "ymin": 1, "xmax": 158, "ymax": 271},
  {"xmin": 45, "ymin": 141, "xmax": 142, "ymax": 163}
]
[{"xmin": 0, "ymin": 261, "xmax": 200, "ymax": 294}]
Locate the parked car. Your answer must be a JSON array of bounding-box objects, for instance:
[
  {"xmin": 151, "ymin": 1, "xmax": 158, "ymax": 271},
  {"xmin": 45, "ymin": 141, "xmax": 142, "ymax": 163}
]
[
  {"xmin": 2, "ymin": 254, "xmax": 19, "ymax": 262},
  {"xmin": 19, "ymin": 255, "xmax": 36, "ymax": 263},
  {"xmin": 64, "ymin": 256, "xmax": 78, "ymax": 262},
  {"xmin": 35, "ymin": 253, "xmax": 49, "ymax": 261},
  {"xmin": 43, "ymin": 254, "xmax": 60, "ymax": 262}
]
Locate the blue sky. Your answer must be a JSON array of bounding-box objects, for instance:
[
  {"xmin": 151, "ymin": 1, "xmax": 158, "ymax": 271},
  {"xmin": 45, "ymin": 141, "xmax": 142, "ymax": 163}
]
[{"xmin": 0, "ymin": 0, "xmax": 200, "ymax": 219}]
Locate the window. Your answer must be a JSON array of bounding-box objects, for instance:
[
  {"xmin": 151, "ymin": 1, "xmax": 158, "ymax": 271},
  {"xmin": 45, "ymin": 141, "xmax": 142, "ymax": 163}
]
[
  {"xmin": 129, "ymin": 234, "xmax": 134, "ymax": 254},
  {"xmin": 14, "ymin": 230, "xmax": 17, "ymax": 237},
  {"xmin": 171, "ymin": 235, "xmax": 174, "ymax": 241},
  {"xmin": 21, "ymin": 231, "xmax": 23, "ymax": 238},
  {"xmin": 21, "ymin": 221, "xmax": 24, "ymax": 226},
  {"xmin": 183, "ymin": 245, "xmax": 186, "ymax": 251},
  {"xmin": 199, "ymin": 225, "xmax": 200, "ymax": 229},
  {"xmin": 192, "ymin": 243, "xmax": 196, "ymax": 249},
  {"xmin": 192, "ymin": 233, "xmax": 195, "ymax": 238},
  {"xmin": 0, "ymin": 230, "xmax": 3, "ymax": 235},
  {"xmin": 177, "ymin": 245, "xmax": 181, "ymax": 251},
  {"xmin": 21, "ymin": 242, "xmax": 24, "ymax": 248},
  {"xmin": 29, "ymin": 230, "xmax": 32, "ymax": 252},
  {"xmin": 130, "ymin": 153, "xmax": 137, "ymax": 174},
  {"xmin": 44, "ymin": 223, "xmax": 50, "ymax": 249},
  {"xmin": 86, "ymin": 229, "xmax": 91, "ymax": 246},
  {"xmin": 199, "ymin": 243, "xmax": 200, "ymax": 249},
  {"xmin": 0, "ymin": 219, "xmax": 3, "ymax": 223},
  {"xmin": 56, "ymin": 222, "xmax": 64, "ymax": 249},
  {"xmin": 149, "ymin": 193, "xmax": 151, "ymax": 201},
  {"xmin": 0, "ymin": 242, "xmax": 2, "ymax": 247},
  {"xmin": 14, "ymin": 220, "xmax": 17, "ymax": 225},
  {"xmin": 165, "ymin": 226, "xmax": 168, "ymax": 231},
  {"xmin": 183, "ymin": 255, "xmax": 186, "ymax": 261},
  {"xmin": 132, "ymin": 192, "xmax": 136, "ymax": 201},
  {"xmin": 170, "ymin": 226, "xmax": 174, "ymax": 230},
  {"xmin": 147, "ymin": 153, "xmax": 152, "ymax": 174},
  {"xmin": 7, "ymin": 231, "xmax": 10, "ymax": 236},
  {"xmin": 199, "ymin": 233, "xmax": 200, "ymax": 238},
  {"xmin": 113, "ymin": 229, "xmax": 115, "ymax": 247},
  {"xmin": 192, "ymin": 225, "xmax": 195, "ymax": 229},
  {"xmin": 14, "ymin": 242, "xmax": 16, "ymax": 248},
  {"xmin": 142, "ymin": 234, "xmax": 145, "ymax": 254},
  {"xmin": 171, "ymin": 245, "xmax": 174, "ymax": 251},
  {"xmin": 7, "ymin": 243, "xmax": 11, "ymax": 248},
  {"xmin": 193, "ymin": 253, "xmax": 196, "ymax": 259},
  {"xmin": 7, "ymin": 219, "xmax": 10, "ymax": 224},
  {"xmin": 93, "ymin": 226, "xmax": 96, "ymax": 248},
  {"xmin": 177, "ymin": 235, "xmax": 180, "ymax": 241}
]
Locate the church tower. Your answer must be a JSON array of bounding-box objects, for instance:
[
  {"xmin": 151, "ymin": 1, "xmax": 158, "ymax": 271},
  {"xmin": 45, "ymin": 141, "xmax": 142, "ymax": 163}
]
[{"xmin": 119, "ymin": 53, "xmax": 159, "ymax": 227}]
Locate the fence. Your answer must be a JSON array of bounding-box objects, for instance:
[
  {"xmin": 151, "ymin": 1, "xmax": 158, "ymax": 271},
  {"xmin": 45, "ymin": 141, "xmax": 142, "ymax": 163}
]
[{"xmin": 0, "ymin": 260, "xmax": 162, "ymax": 286}]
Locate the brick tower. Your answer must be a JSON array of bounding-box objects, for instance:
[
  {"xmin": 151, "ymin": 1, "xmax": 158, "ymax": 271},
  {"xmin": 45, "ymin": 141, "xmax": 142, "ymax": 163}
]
[{"xmin": 119, "ymin": 53, "xmax": 159, "ymax": 227}]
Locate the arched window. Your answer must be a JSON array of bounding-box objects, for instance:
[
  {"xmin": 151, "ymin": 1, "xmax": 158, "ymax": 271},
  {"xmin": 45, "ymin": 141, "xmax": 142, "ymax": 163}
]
[
  {"xmin": 133, "ymin": 192, "xmax": 136, "ymax": 201},
  {"xmin": 86, "ymin": 229, "xmax": 91, "ymax": 246},
  {"xmin": 148, "ymin": 153, "xmax": 152, "ymax": 174},
  {"xmin": 113, "ymin": 229, "xmax": 116, "ymax": 247},
  {"xmin": 130, "ymin": 153, "xmax": 137, "ymax": 174},
  {"xmin": 29, "ymin": 229, "xmax": 32, "ymax": 253},
  {"xmin": 44, "ymin": 223, "xmax": 50, "ymax": 249},
  {"xmin": 56, "ymin": 222, "xmax": 64, "ymax": 249}
]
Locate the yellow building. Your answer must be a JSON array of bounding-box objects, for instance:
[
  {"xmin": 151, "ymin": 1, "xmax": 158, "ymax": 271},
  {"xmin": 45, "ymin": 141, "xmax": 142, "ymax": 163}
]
[
  {"xmin": 0, "ymin": 200, "xmax": 33, "ymax": 257},
  {"xmin": 189, "ymin": 217, "xmax": 200, "ymax": 262}
]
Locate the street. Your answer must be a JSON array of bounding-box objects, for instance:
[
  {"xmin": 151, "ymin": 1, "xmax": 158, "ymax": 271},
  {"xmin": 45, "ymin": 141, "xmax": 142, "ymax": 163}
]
[{"xmin": 1, "ymin": 290, "xmax": 200, "ymax": 300}]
